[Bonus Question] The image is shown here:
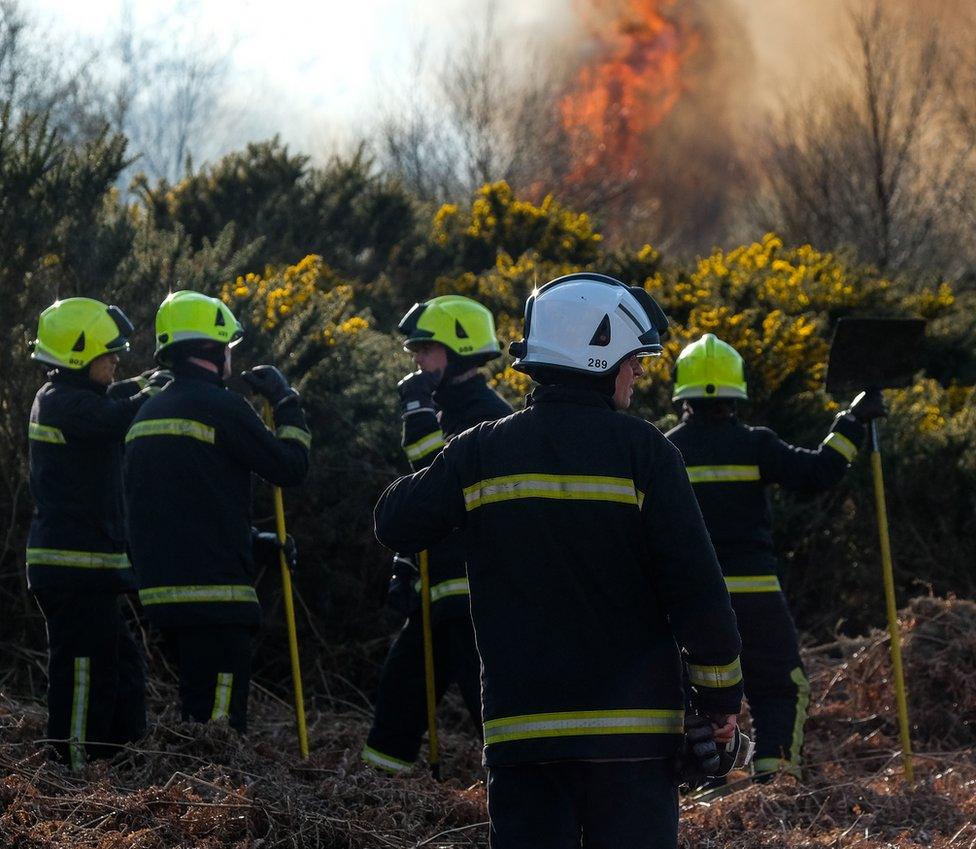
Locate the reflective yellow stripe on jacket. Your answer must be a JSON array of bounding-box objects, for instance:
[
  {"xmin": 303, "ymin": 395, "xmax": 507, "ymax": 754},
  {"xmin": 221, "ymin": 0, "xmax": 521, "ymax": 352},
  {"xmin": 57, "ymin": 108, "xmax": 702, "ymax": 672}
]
[
  {"xmin": 413, "ymin": 577, "xmax": 470, "ymax": 603},
  {"xmin": 483, "ymin": 708, "xmax": 684, "ymax": 746},
  {"xmin": 464, "ymin": 474, "xmax": 644, "ymax": 512},
  {"xmin": 686, "ymin": 465, "xmax": 761, "ymax": 484},
  {"xmin": 687, "ymin": 657, "xmax": 743, "ymax": 689},
  {"xmin": 28, "ymin": 423, "xmax": 66, "ymax": 444},
  {"xmin": 276, "ymin": 425, "xmax": 312, "ymax": 450},
  {"xmin": 126, "ymin": 418, "xmax": 215, "ymax": 444},
  {"xmin": 26, "ymin": 548, "xmax": 130, "ymax": 570},
  {"xmin": 724, "ymin": 575, "xmax": 781, "ymax": 593},
  {"xmin": 404, "ymin": 431, "xmax": 446, "ymax": 463},
  {"xmin": 138, "ymin": 584, "xmax": 258, "ymax": 605},
  {"xmin": 822, "ymin": 431, "xmax": 858, "ymax": 462}
]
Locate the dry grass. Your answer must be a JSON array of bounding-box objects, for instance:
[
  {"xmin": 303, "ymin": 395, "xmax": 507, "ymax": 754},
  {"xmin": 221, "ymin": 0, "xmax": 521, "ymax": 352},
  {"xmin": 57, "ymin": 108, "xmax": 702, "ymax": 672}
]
[{"xmin": 1, "ymin": 596, "xmax": 973, "ymax": 848}]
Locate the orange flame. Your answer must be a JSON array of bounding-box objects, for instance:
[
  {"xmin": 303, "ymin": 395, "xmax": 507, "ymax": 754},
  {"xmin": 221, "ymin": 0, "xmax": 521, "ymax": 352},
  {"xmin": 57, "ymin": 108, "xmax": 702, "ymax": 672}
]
[{"xmin": 560, "ymin": 0, "xmax": 698, "ymax": 187}]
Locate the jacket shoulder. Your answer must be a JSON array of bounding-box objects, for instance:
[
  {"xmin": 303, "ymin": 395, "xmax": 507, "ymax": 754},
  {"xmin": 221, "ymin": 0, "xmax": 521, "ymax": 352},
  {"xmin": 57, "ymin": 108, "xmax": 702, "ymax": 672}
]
[{"xmin": 742, "ymin": 423, "xmax": 778, "ymax": 443}]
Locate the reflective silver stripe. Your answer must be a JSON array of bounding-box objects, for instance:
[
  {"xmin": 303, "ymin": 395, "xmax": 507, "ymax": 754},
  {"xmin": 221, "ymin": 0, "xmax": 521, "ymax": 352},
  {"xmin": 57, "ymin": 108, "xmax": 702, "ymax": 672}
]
[
  {"xmin": 211, "ymin": 672, "xmax": 233, "ymax": 720},
  {"xmin": 28, "ymin": 423, "xmax": 66, "ymax": 444},
  {"xmin": 404, "ymin": 431, "xmax": 445, "ymax": 462},
  {"xmin": 483, "ymin": 708, "xmax": 684, "ymax": 745},
  {"xmin": 686, "ymin": 465, "xmax": 761, "ymax": 484},
  {"xmin": 724, "ymin": 575, "xmax": 781, "ymax": 593},
  {"xmin": 126, "ymin": 418, "xmax": 215, "ymax": 444},
  {"xmin": 69, "ymin": 657, "xmax": 90, "ymax": 770},
  {"xmin": 26, "ymin": 548, "xmax": 130, "ymax": 570},
  {"xmin": 138, "ymin": 585, "xmax": 258, "ymax": 605},
  {"xmin": 276, "ymin": 425, "xmax": 312, "ymax": 450},
  {"xmin": 823, "ymin": 431, "xmax": 858, "ymax": 462},
  {"xmin": 361, "ymin": 745, "xmax": 412, "ymax": 773},
  {"xmin": 688, "ymin": 657, "xmax": 743, "ymax": 689},
  {"xmin": 464, "ymin": 474, "xmax": 640, "ymax": 511}
]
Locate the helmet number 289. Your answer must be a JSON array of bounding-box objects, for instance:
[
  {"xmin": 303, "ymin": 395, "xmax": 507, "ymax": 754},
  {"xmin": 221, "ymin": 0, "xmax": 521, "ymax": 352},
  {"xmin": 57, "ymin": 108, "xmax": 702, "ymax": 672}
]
[{"xmin": 587, "ymin": 358, "xmax": 609, "ymax": 369}]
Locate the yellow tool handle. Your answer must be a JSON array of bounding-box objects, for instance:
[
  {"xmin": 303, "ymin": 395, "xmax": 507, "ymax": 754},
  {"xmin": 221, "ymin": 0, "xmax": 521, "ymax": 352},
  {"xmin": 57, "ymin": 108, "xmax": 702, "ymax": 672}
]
[
  {"xmin": 265, "ymin": 404, "xmax": 309, "ymax": 760},
  {"xmin": 870, "ymin": 425, "xmax": 913, "ymax": 782},
  {"xmin": 419, "ymin": 549, "xmax": 441, "ymax": 778}
]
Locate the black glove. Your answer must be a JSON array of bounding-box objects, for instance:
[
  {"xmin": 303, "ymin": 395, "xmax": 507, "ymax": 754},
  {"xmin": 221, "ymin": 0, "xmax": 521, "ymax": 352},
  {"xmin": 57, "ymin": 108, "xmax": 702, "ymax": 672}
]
[
  {"xmin": 849, "ymin": 388, "xmax": 887, "ymax": 423},
  {"xmin": 251, "ymin": 528, "xmax": 298, "ymax": 571},
  {"xmin": 145, "ymin": 369, "xmax": 174, "ymax": 394},
  {"xmin": 387, "ymin": 553, "xmax": 420, "ymax": 617},
  {"xmin": 676, "ymin": 713, "xmax": 750, "ymax": 785},
  {"xmin": 397, "ymin": 370, "xmax": 440, "ymax": 417},
  {"xmin": 684, "ymin": 712, "xmax": 721, "ymax": 775},
  {"xmin": 241, "ymin": 365, "xmax": 299, "ymax": 409}
]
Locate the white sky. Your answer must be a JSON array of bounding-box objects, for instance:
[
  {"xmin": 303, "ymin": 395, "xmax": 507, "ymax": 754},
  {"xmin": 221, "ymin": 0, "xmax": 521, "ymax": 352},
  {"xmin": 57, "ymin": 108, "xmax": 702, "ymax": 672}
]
[{"xmin": 31, "ymin": 0, "xmax": 564, "ymax": 158}]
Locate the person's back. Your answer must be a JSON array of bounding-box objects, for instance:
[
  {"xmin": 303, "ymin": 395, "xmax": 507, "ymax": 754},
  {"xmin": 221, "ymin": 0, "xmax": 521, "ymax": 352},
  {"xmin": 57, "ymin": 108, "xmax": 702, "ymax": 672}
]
[
  {"xmin": 125, "ymin": 365, "xmax": 308, "ymax": 624},
  {"xmin": 375, "ymin": 274, "xmax": 743, "ymax": 849},
  {"xmin": 665, "ymin": 333, "xmax": 877, "ymax": 779},
  {"xmin": 125, "ymin": 291, "xmax": 310, "ymax": 732},
  {"xmin": 380, "ymin": 382, "xmax": 740, "ymax": 766}
]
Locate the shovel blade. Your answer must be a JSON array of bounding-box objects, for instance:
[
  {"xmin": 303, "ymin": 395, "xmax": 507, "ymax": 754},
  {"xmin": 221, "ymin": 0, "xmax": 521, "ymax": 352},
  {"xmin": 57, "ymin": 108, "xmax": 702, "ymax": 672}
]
[{"xmin": 825, "ymin": 318, "xmax": 926, "ymax": 394}]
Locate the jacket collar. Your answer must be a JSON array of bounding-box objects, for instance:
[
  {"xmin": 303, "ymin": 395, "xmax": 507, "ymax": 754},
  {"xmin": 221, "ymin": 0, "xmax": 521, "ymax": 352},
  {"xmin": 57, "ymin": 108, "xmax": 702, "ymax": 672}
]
[
  {"xmin": 51, "ymin": 369, "xmax": 107, "ymax": 395},
  {"xmin": 434, "ymin": 372, "xmax": 490, "ymax": 411},
  {"xmin": 681, "ymin": 410, "xmax": 738, "ymax": 426},
  {"xmin": 173, "ymin": 360, "xmax": 225, "ymax": 387},
  {"xmin": 527, "ymin": 384, "xmax": 615, "ymax": 410}
]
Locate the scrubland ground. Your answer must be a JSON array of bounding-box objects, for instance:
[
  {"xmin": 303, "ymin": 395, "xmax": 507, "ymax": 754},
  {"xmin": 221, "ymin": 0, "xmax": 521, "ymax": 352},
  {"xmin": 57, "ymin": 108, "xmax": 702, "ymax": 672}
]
[{"xmin": 1, "ymin": 596, "xmax": 974, "ymax": 849}]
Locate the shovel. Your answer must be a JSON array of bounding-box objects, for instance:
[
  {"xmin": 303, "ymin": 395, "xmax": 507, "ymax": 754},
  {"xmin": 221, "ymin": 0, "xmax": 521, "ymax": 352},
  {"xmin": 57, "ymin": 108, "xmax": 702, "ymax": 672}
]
[
  {"xmin": 826, "ymin": 317, "xmax": 925, "ymax": 783},
  {"xmin": 418, "ymin": 549, "xmax": 441, "ymax": 779}
]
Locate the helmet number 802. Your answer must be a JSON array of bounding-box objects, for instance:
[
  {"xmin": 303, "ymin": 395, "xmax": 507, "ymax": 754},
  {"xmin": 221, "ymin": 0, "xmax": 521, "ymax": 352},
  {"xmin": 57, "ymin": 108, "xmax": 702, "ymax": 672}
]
[{"xmin": 587, "ymin": 358, "xmax": 608, "ymax": 369}]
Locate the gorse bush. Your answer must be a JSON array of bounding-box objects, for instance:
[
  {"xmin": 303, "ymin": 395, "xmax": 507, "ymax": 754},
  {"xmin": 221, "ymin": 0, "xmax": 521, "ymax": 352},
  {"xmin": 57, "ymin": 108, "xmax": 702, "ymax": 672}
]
[{"xmin": 1, "ymin": 110, "xmax": 973, "ymax": 700}]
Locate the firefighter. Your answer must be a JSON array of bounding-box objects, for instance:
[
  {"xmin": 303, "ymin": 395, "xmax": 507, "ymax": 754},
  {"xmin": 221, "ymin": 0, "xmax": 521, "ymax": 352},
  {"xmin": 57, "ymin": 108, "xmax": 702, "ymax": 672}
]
[
  {"xmin": 665, "ymin": 333, "xmax": 884, "ymax": 779},
  {"xmin": 26, "ymin": 297, "xmax": 169, "ymax": 768},
  {"xmin": 374, "ymin": 274, "xmax": 743, "ymax": 849},
  {"xmin": 124, "ymin": 290, "xmax": 310, "ymax": 733},
  {"xmin": 362, "ymin": 295, "xmax": 512, "ymax": 774}
]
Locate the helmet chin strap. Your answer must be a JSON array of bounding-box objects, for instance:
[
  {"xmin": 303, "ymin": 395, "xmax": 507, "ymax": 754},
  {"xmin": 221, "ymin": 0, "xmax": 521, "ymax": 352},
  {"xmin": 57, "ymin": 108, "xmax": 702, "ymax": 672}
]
[
  {"xmin": 439, "ymin": 349, "xmax": 477, "ymax": 387},
  {"xmin": 448, "ymin": 366, "xmax": 480, "ymax": 385}
]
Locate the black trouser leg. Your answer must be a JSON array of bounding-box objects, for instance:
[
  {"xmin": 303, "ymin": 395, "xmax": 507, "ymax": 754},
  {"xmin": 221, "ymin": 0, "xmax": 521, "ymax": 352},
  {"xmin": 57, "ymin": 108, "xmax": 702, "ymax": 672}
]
[
  {"xmin": 488, "ymin": 762, "xmax": 581, "ymax": 849},
  {"xmin": 34, "ymin": 590, "xmax": 146, "ymax": 768},
  {"xmin": 733, "ymin": 591, "xmax": 810, "ymax": 777},
  {"xmin": 579, "ymin": 760, "xmax": 677, "ymax": 849},
  {"xmin": 164, "ymin": 625, "xmax": 253, "ymax": 733},
  {"xmin": 109, "ymin": 602, "xmax": 147, "ymax": 747},
  {"xmin": 363, "ymin": 613, "xmax": 482, "ymax": 771},
  {"xmin": 487, "ymin": 760, "xmax": 677, "ymax": 849}
]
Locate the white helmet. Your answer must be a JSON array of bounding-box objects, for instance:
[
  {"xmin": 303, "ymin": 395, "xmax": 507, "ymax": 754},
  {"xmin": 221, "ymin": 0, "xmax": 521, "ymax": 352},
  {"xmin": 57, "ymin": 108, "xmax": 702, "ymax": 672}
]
[{"xmin": 509, "ymin": 273, "xmax": 670, "ymax": 377}]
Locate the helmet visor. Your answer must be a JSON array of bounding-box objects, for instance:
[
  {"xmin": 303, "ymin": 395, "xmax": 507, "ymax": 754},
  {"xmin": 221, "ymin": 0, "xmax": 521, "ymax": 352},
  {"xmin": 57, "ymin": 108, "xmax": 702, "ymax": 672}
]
[
  {"xmin": 105, "ymin": 305, "xmax": 134, "ymax": 353},
  {"xmin": 398, "ymin": 302, "xmax": 434, "ymax": 349}
]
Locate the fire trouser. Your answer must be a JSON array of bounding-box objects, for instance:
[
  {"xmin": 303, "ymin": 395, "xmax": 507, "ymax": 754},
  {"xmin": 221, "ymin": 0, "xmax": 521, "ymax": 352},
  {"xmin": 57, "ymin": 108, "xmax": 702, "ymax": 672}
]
[
  {"xmin": 727, "ymin": 583, "xmax": 810, "ymax": 777},
  {"xmin": 487, "ymin": 759, "xmax": 678, "ymax": 849},
  {"xmin": 161, "ymin": 625, "xmax": 254, "ymax": 733},
  {"xmin": 33, "ymin": 588, "xmax": 147, "ymax": 769},
  {"xmin": 362, "ymin": 611, "xmax": 481, "ymax": 772}
]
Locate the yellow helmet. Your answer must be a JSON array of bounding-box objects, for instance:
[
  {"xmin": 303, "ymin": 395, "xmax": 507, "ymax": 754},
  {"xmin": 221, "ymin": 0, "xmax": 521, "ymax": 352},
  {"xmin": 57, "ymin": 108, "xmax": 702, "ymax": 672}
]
[
  {"xmin": 672, "ymin": 333, "xmax": 748, "ymax": 401},
  {"xmin": 398, "ymin": 295, "xmax": 501, "ymax": 366},
  {"xmin": 154, "ymin": 291, "xmax": 243, "ymax": 364},
  {"xmin": 30, "ymin": 298, "xmax": 134, "ymax": 370}
]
